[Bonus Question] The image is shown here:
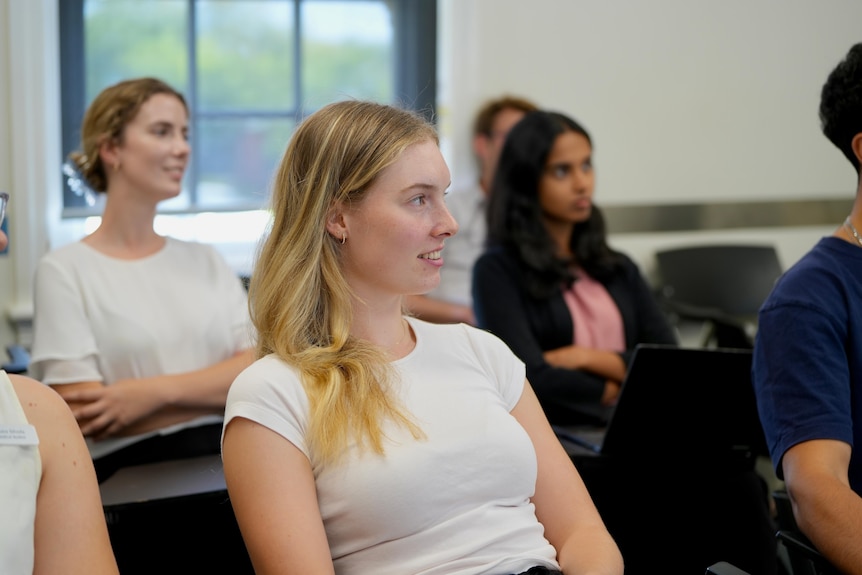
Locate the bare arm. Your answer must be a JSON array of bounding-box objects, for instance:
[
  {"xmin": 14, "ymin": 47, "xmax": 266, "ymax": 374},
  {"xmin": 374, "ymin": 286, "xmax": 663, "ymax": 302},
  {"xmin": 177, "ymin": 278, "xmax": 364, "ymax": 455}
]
[
  {"xmin": 11, "ymin": 374, "xmax": 119, "ymax": 575},
  {"xmin": 222, "ymin": 417, "xmax": 335, "ymax": 575},
  {"xmin": 404, "ymin": 294, "xmax": 475, "ymax": 325},
  {"xmin": 782, "ymin": 439, "xmax": 862, "ymax": 574},
  {"xmin": 511, "ymin": 379, "xmax": 624, "ymax": 574},
  {"xmin": 543, "ymin": 346, "xmax": 626, "ymax": 383},
  {"xmin": 52, "ymin": 349, "xmax": 255, "ymax": 438}
]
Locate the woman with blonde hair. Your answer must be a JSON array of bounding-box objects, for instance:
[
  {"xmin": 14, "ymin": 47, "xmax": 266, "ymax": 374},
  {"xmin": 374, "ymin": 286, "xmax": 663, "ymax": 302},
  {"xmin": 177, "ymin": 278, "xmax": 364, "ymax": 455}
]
[
  {"xmin": 30, "ymin": 77, "xmax": 254, "ymax": 482},
  {"xmin": 222, "ymin": 100, "xmax": 624, "ymax": 575}
]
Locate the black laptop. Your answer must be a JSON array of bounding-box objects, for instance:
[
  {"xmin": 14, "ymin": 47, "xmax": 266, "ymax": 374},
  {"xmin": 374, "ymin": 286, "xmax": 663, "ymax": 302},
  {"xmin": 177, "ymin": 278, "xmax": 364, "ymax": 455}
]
[{"xmin": 553, "ymin": 344, "xmax": 767, "ymax": 466}]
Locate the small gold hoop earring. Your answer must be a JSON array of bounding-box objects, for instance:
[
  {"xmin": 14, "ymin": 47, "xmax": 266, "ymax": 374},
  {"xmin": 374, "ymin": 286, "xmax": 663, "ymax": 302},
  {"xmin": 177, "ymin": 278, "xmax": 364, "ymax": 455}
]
[{"xmin": 341, "ymin": 232, "xmax": 347, "ymax": 245}]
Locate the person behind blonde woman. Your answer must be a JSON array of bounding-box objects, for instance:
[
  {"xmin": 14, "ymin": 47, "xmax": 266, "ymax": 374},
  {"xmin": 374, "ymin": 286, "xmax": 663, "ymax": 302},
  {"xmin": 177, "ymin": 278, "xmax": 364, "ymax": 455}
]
[
  {"xmin": 221, "ymin": 100, "xmax": 624, "ymax": 575},
  {"xmin": 29, "ymin": 77, "xmax": 254, "ymax": 483},
  {"xmin": 472, "ymin": 110, "xmax": 678, "ymax": 421},
  {"xmin": 0, "ymin": 226, "xmax": 118, "ymax": 575},
  {"xmin": 405, "ymin": 94, "xmax": 538, "ymax": 324}
]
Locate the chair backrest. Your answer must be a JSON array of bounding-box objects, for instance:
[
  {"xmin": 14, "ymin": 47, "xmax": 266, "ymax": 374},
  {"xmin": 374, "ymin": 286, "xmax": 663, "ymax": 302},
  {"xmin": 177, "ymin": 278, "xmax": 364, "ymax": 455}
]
[
  {"xmin": 655, "ymin": 244, "xmax": 783, "ymax": 320},
  {"xmin": 655, "ymin": 244, "xmax": 783, "ymax": 348}
]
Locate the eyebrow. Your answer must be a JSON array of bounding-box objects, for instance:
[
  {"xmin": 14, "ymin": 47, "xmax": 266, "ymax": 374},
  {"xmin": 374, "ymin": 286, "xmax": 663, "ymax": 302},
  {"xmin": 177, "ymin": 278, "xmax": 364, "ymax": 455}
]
[
  {"xmin": 150, "ymin": 120, "xmax": 188, "ymax": 130},
  {"xmin": 401, "ymin": 181, "xmax": 448, "ymax": 193},
  {"xmin": 548, "ymin": 157, "xmax": 591, "ymax": 166}
]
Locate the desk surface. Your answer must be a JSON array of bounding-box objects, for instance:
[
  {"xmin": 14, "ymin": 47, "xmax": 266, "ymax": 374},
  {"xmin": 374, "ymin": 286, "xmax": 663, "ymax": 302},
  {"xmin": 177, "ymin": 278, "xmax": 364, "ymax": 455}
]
[{"xmin": 100, "ymin": 454, "xmax": 227, "ymax": 508}]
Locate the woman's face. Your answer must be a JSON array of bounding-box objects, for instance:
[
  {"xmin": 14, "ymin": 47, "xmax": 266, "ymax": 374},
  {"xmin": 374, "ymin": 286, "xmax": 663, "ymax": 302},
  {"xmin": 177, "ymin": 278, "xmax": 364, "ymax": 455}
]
[
  {"xmin": 538, "ymin": 130, "xmax": 594, "ymax": 229},
  {"xmin": 335, "ymin": 139, "xmax": 456, "ymax": 303},
  {"xmin": 105, "ymin": 93, "xmax": 190, "ymax": 200}
]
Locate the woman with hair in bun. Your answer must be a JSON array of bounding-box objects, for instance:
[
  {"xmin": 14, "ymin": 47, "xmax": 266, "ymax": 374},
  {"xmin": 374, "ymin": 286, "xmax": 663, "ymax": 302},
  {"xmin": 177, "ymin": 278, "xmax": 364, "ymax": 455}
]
[{"xmin": 30, "ymin": 77, "xmax": 254, "ymax": 483}]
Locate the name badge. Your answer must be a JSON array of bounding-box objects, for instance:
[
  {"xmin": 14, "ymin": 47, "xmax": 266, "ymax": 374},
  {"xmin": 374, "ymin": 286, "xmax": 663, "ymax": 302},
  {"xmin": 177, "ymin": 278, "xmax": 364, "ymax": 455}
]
[{"xmin": 0, "ymin": 424, "xmax": 39, "ymax": 446}]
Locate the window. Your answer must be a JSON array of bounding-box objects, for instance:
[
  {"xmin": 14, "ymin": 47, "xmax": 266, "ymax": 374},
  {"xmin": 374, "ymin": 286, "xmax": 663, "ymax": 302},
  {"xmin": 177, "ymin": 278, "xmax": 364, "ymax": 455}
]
[{"xmin": 58, "ymin": 0, "xmax": 437, "ymax": 218}]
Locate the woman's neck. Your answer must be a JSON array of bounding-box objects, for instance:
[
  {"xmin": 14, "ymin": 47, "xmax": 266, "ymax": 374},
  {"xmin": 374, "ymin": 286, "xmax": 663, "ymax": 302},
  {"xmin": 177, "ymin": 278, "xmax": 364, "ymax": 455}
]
[
  {"xmin": 543, "ymin": 219, "xmax": 574, "ymax": 259},
  {"xmin": 350, "ymin": 299, "xmax": 415, "ymax": 359},
  {"xmin": 83, "ymin": 193, "xmax": 163, "ymax": 259}
]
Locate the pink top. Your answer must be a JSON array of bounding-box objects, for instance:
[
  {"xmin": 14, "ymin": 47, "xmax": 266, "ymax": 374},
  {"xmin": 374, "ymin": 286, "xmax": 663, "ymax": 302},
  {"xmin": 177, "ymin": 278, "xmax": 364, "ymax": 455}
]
[{"xmin": 562, "ymin": 270, "xmax": 625, "ymax": 352}]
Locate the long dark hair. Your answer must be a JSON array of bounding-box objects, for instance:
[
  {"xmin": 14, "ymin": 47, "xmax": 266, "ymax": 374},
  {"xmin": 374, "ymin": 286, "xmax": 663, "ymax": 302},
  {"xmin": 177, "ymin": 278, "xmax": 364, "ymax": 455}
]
[{"xmin": 486, "ymin": 110, "xmax": 621, "ymax": 299}]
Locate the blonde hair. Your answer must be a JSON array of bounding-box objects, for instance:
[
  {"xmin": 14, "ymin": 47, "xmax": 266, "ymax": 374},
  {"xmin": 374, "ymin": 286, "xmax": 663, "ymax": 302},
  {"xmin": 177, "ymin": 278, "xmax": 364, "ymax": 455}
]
[
  {"xmin": 250, "ymin": 100, "xmax": 438, "ymax": 466},
  {"xmin": 68, "ymin": 77, "xmax": 187, "ymax": 192}
]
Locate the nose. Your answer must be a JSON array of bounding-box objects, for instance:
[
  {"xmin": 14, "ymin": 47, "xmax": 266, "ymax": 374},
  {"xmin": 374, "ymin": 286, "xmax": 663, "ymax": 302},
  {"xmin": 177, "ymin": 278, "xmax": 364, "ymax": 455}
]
[
  {"xmin": 174, "ymin": 134, "xmax": 191, "ymax": 157},
  {"xmin": 435, "ymin": 202, "xmax": 459, "ymax": 238},
  {"xmin": 572, "ymin": 167, "xmax": 592, "ymax": 194}
]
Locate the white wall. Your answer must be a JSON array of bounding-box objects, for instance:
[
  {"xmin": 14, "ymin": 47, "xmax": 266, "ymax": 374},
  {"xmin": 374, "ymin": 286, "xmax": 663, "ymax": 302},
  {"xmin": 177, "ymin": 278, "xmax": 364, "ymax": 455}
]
[
  {"xmin": 2, "ymin": 0, "xmax": 862, "ymax": 350},
  {"xmin": 437, "ymin": 0, "xmax": 862, "ymax": 273}
]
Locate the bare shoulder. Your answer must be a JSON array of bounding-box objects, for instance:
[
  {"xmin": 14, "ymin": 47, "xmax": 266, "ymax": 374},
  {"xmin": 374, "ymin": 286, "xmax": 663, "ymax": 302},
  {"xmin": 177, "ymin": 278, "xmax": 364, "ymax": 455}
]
[
  {"xmin": 8, "ymin": 374, "xmax": 84, "ymax": 453},
  {"xmin": 9, "ymin": 374, "xmax": 75, "ymax": 426}
]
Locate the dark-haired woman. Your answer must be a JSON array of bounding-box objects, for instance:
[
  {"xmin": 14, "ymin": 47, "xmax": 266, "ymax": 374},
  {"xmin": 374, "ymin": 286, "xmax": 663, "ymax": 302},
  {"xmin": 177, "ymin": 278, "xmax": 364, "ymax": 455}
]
[{"xmin": 472, "ymin": 110, "xmax": 677, "ymax": 423}]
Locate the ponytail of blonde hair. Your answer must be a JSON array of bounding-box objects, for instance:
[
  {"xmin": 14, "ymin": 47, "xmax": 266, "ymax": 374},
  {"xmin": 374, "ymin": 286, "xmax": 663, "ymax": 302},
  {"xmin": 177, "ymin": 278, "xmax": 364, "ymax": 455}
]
[{"xmin": 249, "ymin": 101, "xmax": 437, "ymax": 466}]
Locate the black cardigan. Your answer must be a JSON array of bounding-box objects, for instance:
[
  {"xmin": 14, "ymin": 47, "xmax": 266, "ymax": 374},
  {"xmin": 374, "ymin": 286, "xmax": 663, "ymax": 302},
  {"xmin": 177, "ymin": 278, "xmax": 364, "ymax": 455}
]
[{"xmin": 472, "ymin": 246, "xmax": 678, "ymax": 415}]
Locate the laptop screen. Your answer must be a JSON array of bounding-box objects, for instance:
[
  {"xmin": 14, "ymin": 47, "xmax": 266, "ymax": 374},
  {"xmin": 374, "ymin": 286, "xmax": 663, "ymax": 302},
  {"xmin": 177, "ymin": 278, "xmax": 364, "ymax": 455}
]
[{"xmin": 561, "ymin": 344, "xmax": 767, "ymax": 466}]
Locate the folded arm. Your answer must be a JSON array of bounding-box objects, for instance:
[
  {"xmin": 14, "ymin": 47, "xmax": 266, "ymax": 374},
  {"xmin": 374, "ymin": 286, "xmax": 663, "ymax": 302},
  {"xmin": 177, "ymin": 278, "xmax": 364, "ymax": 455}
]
[
  {"xmin": 543, "ymin": 346, "xmax": 626, "ymax": 383},
  {"xmin": 52, "ymin": 349, "xmax": 255, "ymax": 439},
  {"xmin": 404, "ymin": 294, "xmax": 475, "ymax": 325}
]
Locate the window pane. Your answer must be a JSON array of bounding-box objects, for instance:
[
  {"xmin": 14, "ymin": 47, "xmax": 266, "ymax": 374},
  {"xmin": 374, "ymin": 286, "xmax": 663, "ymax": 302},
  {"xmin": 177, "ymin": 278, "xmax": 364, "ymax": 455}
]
[
  {"xmin": 84, "ymin": 0, "xmax": 188, "ymax": 99},
  {"xmin": 195, "ymin": 117, "xmax": 296, "ymax": 210},
  {"xmin": 301, "ymin": 1, "xmax": 394, "ymax": 110},
  {"xmin": 196, "ymin": 0, "xmax": 295, "ymax": 111},
  {"xmin": 64, "ymin": 0, "xmax": 434, "ymax": 217}
]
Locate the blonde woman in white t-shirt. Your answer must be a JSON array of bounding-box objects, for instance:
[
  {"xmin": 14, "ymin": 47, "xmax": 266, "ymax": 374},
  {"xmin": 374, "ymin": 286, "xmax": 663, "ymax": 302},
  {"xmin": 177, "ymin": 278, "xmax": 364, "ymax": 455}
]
[{"xmin": 222, "ymin": 101, "xmax": 624, "ymax": 575}]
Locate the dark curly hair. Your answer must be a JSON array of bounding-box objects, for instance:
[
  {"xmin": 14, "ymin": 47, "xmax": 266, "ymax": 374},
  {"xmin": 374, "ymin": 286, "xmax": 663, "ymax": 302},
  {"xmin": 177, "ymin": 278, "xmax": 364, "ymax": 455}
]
[
  {"xmin": 486, "ymin": 110, "xmax": 622, "ymax": 299},
  {"xmin": 819, "ymin": 42, "xmax": 862, "ymax": 175}
]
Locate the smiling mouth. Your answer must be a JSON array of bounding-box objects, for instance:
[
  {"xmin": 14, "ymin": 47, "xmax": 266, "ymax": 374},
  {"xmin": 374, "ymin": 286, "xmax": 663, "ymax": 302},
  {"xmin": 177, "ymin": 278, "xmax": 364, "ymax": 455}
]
[{"xmin": 419, "ymin": 250, "xmax": 441, "ymax": 260}]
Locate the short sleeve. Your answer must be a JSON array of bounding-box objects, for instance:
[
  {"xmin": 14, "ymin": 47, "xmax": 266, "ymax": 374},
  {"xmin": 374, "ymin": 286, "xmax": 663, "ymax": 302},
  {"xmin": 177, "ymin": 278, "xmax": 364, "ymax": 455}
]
[
  {"xmin": 30, "ymin": 253, "xmax": 103, "ymax": 384},
  {"xmin": 462, "ymin": 325, "xmax": 526, "ymax": 411},
  {"xmin": 223, "ymin": 355, "xmax": 310, "ymax": 456},
  {"xmin": 202, "ymin": 244, "xmax": 254, "ymax": 351}
]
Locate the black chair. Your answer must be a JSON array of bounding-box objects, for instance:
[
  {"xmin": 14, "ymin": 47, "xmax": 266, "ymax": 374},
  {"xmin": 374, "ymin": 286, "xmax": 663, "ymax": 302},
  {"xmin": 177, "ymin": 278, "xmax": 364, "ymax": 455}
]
[
  {"xmin": 654, "ymin": 244, "xmax": 783, "ymax": 348},
  {"xmin": 772, "ymin": 490, "xmax": 841, "ymax": 575}
]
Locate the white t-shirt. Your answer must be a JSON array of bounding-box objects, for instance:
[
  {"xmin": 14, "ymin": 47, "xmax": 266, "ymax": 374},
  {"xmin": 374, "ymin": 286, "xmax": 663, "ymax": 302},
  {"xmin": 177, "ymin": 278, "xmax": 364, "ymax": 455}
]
[
  {"xmin": 224, "ymin": 317, "xmax": 560, "ymax": 575},
  {"xmin": 426, "ymin": 184, "xmax": 487, "ymax": 307},
  {"xmin": 30, "ymin": 238, "xmax": 253, "ymax": 459},
  {"xmin": 0, "ymin": 371, "xmax": 40, "ymax": 575}
]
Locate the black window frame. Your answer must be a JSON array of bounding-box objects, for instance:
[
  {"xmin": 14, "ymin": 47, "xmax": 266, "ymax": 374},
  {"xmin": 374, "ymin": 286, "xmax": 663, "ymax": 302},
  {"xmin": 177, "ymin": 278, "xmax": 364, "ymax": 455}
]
[{"xmin": 58, "ymin": 0, "xmax": 437, "ymax": 217}]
